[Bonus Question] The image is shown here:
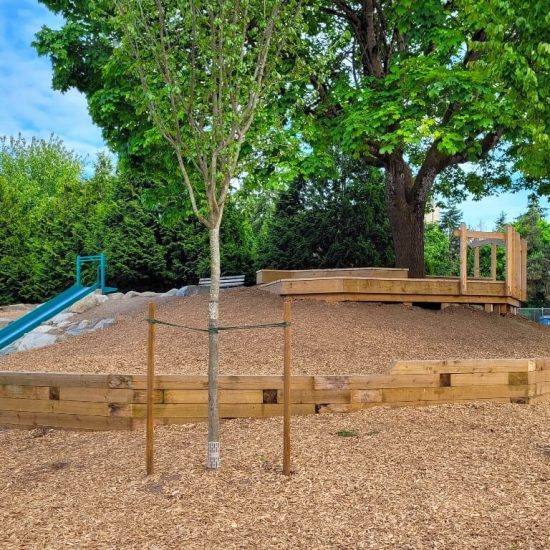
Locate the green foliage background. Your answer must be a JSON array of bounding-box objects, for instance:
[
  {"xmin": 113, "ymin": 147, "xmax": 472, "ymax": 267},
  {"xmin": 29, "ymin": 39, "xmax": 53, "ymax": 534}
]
[{"xmin": 1, "ymin": 135, "xmax": 549, "ymax": 307}]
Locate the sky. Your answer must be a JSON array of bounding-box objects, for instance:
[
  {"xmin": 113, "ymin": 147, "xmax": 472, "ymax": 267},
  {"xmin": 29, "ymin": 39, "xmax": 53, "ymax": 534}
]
[{"xmin": 0, "ymin": 0, "xmax": 547, "ymax": 227}]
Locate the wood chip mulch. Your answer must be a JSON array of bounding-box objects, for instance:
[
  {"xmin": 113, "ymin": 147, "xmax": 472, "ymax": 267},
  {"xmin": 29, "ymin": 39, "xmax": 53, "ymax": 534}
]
[
  {"xmin": 1, "ymin": 402, "xmax": 550, "ymax": 549},
  {"xmin": 1, "ymin": 287, "xmax": 550, "ymax": 376}
]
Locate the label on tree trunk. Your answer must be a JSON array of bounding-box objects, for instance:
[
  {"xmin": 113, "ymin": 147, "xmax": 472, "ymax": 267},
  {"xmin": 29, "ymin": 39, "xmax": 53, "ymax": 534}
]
[
  {"xmin": 207, "ymin": 441, "xmax": 220, "ymax": 469},
  {"xmin": 209, "ymin": 302, "xmax": 218, "ymax": 320}
]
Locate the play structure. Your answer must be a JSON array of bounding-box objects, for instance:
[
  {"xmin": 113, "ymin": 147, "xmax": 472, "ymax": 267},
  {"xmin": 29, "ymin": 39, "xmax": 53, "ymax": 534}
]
[
  {"xmin": 258, "ymin": 225, "xmax": 527, "ymax": 313},
  {"xmin": 0, "ymin": 254, "xmax": 115, "ymax": 350}
]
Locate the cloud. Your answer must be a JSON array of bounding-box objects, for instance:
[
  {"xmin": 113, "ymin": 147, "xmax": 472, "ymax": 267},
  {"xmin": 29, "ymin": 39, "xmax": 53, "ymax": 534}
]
[{"xmin": 0, "ymin": 0, "xmax": 107, "ymax": 164}]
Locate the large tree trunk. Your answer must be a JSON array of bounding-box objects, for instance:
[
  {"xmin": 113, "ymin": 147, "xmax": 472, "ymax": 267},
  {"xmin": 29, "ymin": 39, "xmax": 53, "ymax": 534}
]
[
  {"xmin": 206, "ymin": 224, "xmax": 221, "ymax": 469},
  {"xmin": 385, "ymin": 154, "xmax": 430, "ymax": 278}
]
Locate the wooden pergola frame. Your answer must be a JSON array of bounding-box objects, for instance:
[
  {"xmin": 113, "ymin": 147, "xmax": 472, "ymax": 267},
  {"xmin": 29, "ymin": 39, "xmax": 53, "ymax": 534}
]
[{"xmin": 453, "ymin": 224, "xmax": 527, "ymax": 301}]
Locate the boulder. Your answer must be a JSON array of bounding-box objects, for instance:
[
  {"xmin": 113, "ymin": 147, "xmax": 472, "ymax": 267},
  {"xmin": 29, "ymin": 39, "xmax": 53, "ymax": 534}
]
[
  {"xmin": 161, "ymin": 288, "xmax": 178, "ymax": 297},
  {"xmin": 16, "ymin": 332, "xmax": 58, "ymax": 351},
  {"xmin": 124, "ymin": 290, "xmax": 142, "ymax": 299},
  {"xmin": 65, "ymin": 320, "xmax": 91, "ymax": 337},
  {"xmin": 48, "ymin": 312, "xmax": 75, "ymax": 325},
  {"xmin": 176, "ymin": 286, "xmax": 189, "ymax": 297},
  {"xmin": 93, "ymin": 318, "xmax": 115, "ymax": 331},
  {"xmin": 68, "ymin": 293, "xmax": 108, "ymax": 314},
  {"xmin": 108, "ymin": 292, "xmax": 124, "ymax": 301},
  {"xmin": 0, "ymin": 345, "xmax": 17, "ymax": 357},
  {"xmin": 30, "ymin": 325, "xmax": 54, "ymax": 334},
  {"xmin": 140, "ymin": 291, "xmax": 159, "ymax": 297}
]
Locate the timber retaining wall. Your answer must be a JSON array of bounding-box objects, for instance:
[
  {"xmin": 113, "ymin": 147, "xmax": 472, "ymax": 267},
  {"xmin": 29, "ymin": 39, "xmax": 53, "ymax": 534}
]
[{"xmin": 1, "ymin": 358, "xmax": 549, "ymax": 431}]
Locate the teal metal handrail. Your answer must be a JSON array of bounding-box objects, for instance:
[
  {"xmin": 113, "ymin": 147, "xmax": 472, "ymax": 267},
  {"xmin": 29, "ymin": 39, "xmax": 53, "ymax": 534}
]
[{"xmin": 76, "ymin": 253, "xmax": 116, "ymax": 294}]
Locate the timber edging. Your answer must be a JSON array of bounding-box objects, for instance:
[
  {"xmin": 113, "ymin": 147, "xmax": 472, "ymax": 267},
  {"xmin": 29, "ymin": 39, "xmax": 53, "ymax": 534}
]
[{"xmin": 1, "ymin": 358, "xmax": 549, "ymax": 431}]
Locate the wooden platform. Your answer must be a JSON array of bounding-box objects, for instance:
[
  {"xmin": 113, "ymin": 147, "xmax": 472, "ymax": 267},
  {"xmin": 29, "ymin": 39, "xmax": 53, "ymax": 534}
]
[
  {"xmin": 260, "ymin": 275, "xmax": 522, "ymax": 310},
  {"xmin": 258, "ymin": 226, "xmax": 527, "ymax": 311}
]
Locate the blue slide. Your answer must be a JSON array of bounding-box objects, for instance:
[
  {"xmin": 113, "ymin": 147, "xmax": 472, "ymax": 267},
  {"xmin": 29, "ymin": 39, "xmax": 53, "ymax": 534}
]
[{"xmin": 0, "ymin": 254, "xmax": 116, "ymax": 350}]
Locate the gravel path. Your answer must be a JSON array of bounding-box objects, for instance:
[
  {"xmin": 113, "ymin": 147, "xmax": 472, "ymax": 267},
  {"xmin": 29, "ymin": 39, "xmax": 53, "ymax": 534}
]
[
  {"xmin": 1, "ymin": 287, "xmax": 550, "ymax": 375},
  {"xmin": 1, "ymin": 402, "xmax": 549, "ymax": 549}
]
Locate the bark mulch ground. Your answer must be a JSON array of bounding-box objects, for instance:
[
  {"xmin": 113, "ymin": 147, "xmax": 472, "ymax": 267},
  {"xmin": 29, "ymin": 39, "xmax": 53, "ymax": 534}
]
[
  {"xmin": 0, "ymin": 287, "xmax": 549, "ymax": 375},
  {"xmin": 1, "ymin": 402, "xmax": 549, "ymax": 549}
]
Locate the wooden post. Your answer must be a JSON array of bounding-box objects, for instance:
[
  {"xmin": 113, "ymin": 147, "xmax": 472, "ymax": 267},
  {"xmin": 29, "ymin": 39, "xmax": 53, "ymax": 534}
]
[
  {"xmin": 459, "ymin": 223, "xmax": 468, "ymax": 294},
  {"xmin": 491, "ymin": 243, "xmax": 497, "ymax": 281},
  {"xmin": 521, "ymin": 238, "xmax": 528, "ymax": 302},
  {"xmin": 474, "ymin": 247, "xmax": 480, "ymax": 278},
  {"xmin": 146, "ymin": 302, "xmax": 156, "ymax": 476},
  {"xmin": 505, "ymin": 226, "xmax": 513, "ymax": 296},
  {"xmin": 514, "ymin": 231, "xmax": 522, "ymax": 300},
  {"xmin": 283, "ymin": 299, "xmax": 292, "ymax": 477}
]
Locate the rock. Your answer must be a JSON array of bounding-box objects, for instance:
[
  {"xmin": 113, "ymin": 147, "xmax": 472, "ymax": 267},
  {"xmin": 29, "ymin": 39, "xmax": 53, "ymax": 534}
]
[
  {"xmin": 186, "ymin": 285, "xmax": 209, "ymax": 296},
  {"xmin": 30, "ymin": 325, "xmax": 54, "ymax": 334},
  {"xmin": 48, "ymin": 312, "xmax": 75, "ymax": 325},
  {"xmin": 93, "ymin": 318, "xmax": 115, "ymax": 331},
  {"xmin": 65, "ymin": 320, "xmax": 91, "ymax": 337},
  {"xmin": 140, "ymin": 291, "xmax": 159, "ymax": 297},
  {"xmin": 161, "ymin": 288, "xmax": 178, "ymax": 297},
  {"xmin": 68, "ymin": 293, "xmax": 108, "ymax": 314},
  {"xmin": 16, "ymin": 332, "xmax": 58, "ymax": 351},
  {"xmin": 124, "ymin": 291, "xmax": 142, "ymax": 299},
  {"xmin": 176, "ymin": 286, "xmax": 189, "ymax": 297},
  {"xmin": 108, "ymin": 292, "xmax": 124, "ymax": 301},
  {"xmin": 0, "ymin": 345, "xmax": 17, "ymax": 357},
  {"xmin": 55, "ymin": 321, "xmax": 72, "ymax": 329}
]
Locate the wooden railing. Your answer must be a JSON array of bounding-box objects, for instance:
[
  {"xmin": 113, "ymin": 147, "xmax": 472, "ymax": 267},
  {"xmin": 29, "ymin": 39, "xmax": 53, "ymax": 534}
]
[{"xmin": 453, "ymin": 224, "xmax": 526, "ymax": 301}]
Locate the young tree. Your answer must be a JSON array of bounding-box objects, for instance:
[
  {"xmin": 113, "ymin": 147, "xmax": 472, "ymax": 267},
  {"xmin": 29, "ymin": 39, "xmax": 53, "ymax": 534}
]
[
  {"xmin": 115, "ymin": 0, "xmax": 302, "ymax": 469},
  {"xmin": 301, "ymin": 0, "xmax": 550, "ymax": 276}
]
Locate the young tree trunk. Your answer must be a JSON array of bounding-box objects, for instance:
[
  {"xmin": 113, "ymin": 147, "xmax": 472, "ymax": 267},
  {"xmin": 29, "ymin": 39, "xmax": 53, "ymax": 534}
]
[
  {"xmin": 384, "ymin": 154, "xmax": 429, "ymax": 279},
  {"xmin": 206, "ymin": 224, "xmax": 221, "ymax": 469}
]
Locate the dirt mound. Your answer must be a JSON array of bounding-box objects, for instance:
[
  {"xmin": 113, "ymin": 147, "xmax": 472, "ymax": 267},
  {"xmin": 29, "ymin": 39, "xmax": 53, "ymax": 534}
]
[{"xmin": 1, "ymin": 287, "xmax": 549, "ymax": 375}]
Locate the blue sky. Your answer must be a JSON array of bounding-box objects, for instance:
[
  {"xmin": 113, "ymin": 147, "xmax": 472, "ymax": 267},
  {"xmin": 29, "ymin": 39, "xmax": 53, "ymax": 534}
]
[
  {"xmin": 0, "ymin": 0, "xmax": 547, "ymax": 226},
  {"xmin": 0, "ymin": 0, "xmax": 105, "ymax": 163}
]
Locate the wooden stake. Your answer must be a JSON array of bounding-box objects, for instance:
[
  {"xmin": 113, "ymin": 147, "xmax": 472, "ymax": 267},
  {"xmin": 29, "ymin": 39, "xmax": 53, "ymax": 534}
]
[
  {"xmin": 146, "ymin": 302, "xmax": 156, "ymax": 476},
  {"xmin": 283, "ymin": 299, "xmax": 292, "ymax": 476}
]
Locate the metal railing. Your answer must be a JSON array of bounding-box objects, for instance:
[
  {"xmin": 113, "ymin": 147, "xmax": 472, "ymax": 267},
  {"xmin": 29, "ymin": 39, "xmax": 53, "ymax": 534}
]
[{"xmin": 517, "ymin": 308, "xmax": 550, "ymax": 323}]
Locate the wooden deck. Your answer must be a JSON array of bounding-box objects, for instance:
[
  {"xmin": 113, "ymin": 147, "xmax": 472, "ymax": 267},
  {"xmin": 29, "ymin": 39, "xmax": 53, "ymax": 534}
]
[
  {"xmin": 258, "ymin": 226, "xmax": 527, "ymax": 312},
  {"xmin": 260, "ymin": 274, "xmax": 521, "ymax": 311}
]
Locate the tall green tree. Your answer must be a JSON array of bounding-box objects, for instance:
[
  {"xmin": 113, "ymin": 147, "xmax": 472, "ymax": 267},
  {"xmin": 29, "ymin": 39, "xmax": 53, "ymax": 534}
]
[
  {"xmin": 514, "ymin": 195, "xmax": 550, "ymax": 306},
  {"xmin": 301, "ymin": 0, "xmax": 550, "ymax": 276},
  {"xmin": 259, "ymin": 156, "xmax": 393, "ymax": 269},
  {"xmin": 440, "ymin": 202, "xmax": 464, "ymax": 274}
]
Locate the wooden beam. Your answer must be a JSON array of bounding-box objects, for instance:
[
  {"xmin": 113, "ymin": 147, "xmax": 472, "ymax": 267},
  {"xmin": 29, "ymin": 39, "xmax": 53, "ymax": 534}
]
[
  {"xmin": 514, "ymin": 231, "xmax": 522, "ymax": 300},
  {"xmin": 521, "ymin": 238, "xmax": 528, "ymax": 302},
  {"xmin": 460, "ymin": 223, "xmax": 468, "ymax": 294},
  {"xmin": 469, "ymin": 238, "xmax": 505, "ymax": 248},
  {"xmin": 505, "ymin": 226, "xmax": 514, "ymax": 296},
  {"xmin": 491, "ymin": 243, "xmax": 497, "ymax": 281},
  {"xmin": 474, "ymin": 247, "xmax": 480, "ymax": 278},
  {"xmin": 452, "ymin": 230, "xmax": 506, "ymax": 240}
]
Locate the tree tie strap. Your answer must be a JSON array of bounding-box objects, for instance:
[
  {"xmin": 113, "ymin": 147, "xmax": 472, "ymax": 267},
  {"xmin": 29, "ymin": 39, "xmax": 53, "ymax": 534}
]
[{"xmin": 145, "ymin": 318, "xmax": 290, "ymax": 334}]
